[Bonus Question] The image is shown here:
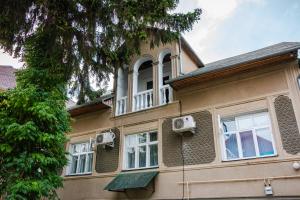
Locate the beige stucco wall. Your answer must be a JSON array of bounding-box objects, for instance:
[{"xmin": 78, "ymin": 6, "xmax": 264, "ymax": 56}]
[
  {"xmin": 59, "ymin": 60, "xmax": 300, "ymax": 199},
  {"xmin": 181, "ymin": 48, "xmax": 199, "ymax": 74}
]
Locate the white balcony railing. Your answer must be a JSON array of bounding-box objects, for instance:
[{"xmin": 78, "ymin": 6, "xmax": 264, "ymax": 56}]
[
  {"xmin": 160, "ymin": 84, "xmax": 172, "ymax": 105},
  {"xmin": 133, "ymin": 89, "xmax": 153, "ymax": 111},
  {"xmin": 116, "ymin": 96, "xmax": 127, "ymax": 115}
]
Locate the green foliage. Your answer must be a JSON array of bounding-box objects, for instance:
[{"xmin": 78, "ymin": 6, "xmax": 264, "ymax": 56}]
[
  {"xmin": 0, "ymin": 0, "xmax": 201, "ymax": 103},
  {"xmin": 0, "ymin": 32, "xmax": 70, "ymax": 199}
]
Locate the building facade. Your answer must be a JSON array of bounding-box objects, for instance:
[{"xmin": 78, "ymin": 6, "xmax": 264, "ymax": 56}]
[
  {"xmin": 0, "ymin": 65, "xmax": 16, "ymax": 92},
  {"xmin": 61, "ymin": 40, "xmax": 300, "ymax": 200}
]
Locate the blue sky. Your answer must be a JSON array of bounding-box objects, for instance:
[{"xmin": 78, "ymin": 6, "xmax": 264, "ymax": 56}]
[{"xmin": 0, "ymin": 0, "xmax": 299, "ymax": 68}]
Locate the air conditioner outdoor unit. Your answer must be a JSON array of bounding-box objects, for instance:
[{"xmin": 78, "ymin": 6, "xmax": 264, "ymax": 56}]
[
  {"xmin": 96, "ymin": 131, "xmax": 115, "ymax": 148},
  {"xmin": 172, "ymin": 115, "xmax": 196, "ymax": 134}
]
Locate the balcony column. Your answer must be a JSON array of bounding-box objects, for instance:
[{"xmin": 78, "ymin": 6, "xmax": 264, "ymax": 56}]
[
  {"xmin": 152, "ymin": 61, "xmax": 160, "ymax": 106},
  {"xmin": 170, "ymin": 54, "xmax": 179, "ymax": 78},
  {"xmin": 127, "ymin": 69, "xmax": 135, "ymax": 112}
]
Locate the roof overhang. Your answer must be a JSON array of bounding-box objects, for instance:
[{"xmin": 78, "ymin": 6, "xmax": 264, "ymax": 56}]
[
  {"xmin": 168, "ymin": 47, "xmax": 299, "ymax": 90},
  {"xmin": 68, "ymin": 99, "xmax": 110, "ymax": 117}
]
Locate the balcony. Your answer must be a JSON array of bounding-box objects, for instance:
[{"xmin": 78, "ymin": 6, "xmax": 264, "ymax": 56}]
[
  {"xmin": 133, "ymin": 89, "xmax": 153, "ymax": 111},
  {"xmin": 116, "ymin": 96, "xmax": 127, "ymax": 115},
  {"xmin": 115, "ymin": 51, "xmax": 174, "ymax": 116}
]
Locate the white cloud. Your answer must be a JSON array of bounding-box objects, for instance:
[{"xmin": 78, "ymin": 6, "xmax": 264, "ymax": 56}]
[{"xmin": 178, "ymin": 0, "xmax": 265, "ymax": 63}]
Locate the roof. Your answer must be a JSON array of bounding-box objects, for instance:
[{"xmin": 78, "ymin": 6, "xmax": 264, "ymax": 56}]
[
  {"xmin": 68, "ymin": 94, "xmax": 114, "ymax": 117},
  {"xmin": 168, "ymin": 42, "xmax": 300, "ymax": 87},
  {"xmin": 0, "ymin": 65, "xmax": 16, "ymax": 90}
]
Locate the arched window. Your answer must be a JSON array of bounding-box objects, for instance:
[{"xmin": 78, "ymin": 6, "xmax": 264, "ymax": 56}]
[
  {"xmin": 158, "ymin": 50, "xmax": 173, "ymax": 105},
  {"xmin": 132, "ymin": 57, "xmax": 154, "ymax": 111}
]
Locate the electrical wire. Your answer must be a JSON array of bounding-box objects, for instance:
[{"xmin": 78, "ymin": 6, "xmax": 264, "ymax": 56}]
[
  {"xmin": 180, "ymin": 135, "xmax": 185, "ymax": 200},
  {"xmin": 178, "ymin": 100, "xmax": 185, "ymax": 200}
]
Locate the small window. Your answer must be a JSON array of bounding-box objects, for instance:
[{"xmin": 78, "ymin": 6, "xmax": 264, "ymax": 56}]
[
  {"xmin": 146, "ymin": 81, "xmax": 153, "ymax": 90},
  {"xmin": 124, "ymin": 131, "xmax": 158, "ymax": 170},
  {"xmin": 68, "ymin": 141, "xmax": 94, "ymax": 175},
  {"xmin": 220, "ymin": 111, "xmax": 276, "ymax": 161}
]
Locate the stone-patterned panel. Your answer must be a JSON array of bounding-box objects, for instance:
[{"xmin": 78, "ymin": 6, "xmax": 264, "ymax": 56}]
[
  {"xmin": 95, "ymin": 128, "xmax": 120, "ymax": 173},
  {"xmin": 274, "ymin": 95, "xmax": 300, "ymax": 155},
  {"xmin": 162, "ymin": 111, "xmax": 216, "ymax": 167}
]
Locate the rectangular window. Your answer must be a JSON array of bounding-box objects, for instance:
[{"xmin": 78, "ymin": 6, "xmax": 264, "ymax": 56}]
[
  {"xmin": 124, "ymin": 131, "xmax": 158, "ymax": 170},
  {"xmin": 68, "ymin": 141, "xmax": 93, "ymax": 175},
  {"xmin": 220, "ymin": 111, "xmax": 276, "ymax": 161}
]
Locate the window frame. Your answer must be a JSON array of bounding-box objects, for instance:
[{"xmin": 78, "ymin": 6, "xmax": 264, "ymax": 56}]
[
  {"xmin": 67, "ymin": 141, "xmax": 94, "ymax": 176},
  {"xmin": 123, "ymin": 131, "xmax": 158, "ymax": 170},
  {"xmin": 219, "ymin": 111, "xmax": 277, "ymax": 161}
]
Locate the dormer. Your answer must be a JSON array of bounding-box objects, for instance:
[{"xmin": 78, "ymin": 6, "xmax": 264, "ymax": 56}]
[{"xmin": 115, "ymin": 37, "xmax": 203, "ymax": 116}]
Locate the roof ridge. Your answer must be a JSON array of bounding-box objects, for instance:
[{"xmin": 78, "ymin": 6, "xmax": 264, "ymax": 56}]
[{"xmin": 205, "ymin": 42, "xmax": 300, "ymax": 67}]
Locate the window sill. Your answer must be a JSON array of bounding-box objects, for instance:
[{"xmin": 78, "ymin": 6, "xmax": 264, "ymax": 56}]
[
  {"xmin": 65, "ymin": 172, "xmax": 92, "ymax": 177},
  {"xmin": 222, "ymin": 154, "xmax": 278, "ymax": 162},
  {"xmin": 122, "ymin": 166, "xmax": 159, "ymax": 172}
]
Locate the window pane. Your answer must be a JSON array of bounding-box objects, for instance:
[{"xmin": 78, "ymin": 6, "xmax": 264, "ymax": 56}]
[
  {"xmin": 240, "ymin": 131, "xmax": 256, "ymax": 157},
  {"xmin": 72, "ymin": 144, "xmax": 79, "ymax": 154},
  {"xmin": 126, "ymin": 134, "xmax": 136, "ymax": 146},
  {"xmin": 79, "ymin": 154, "xmax": 86, "ymax": 173},
  {"xmin": 138, "ymin": 133, "xmax": 147, "ymax": 144},
  {"xmin": 150, "ymin": 132, "xmax": 157, "ymax": 142},
  {"xmin": 81, "ymin": 143, "xmax": 88, "ymax": 152},
  {"xmin": 138, "ymin": 146, "xmax": 147, "ymax": 168},
  {"xmin": 256, "ymin": 128, "xmax": 274, "ymax": 156},
  {"xmin": 71, "ymin": 156, "xmax": 78, "ymax": 174},
  {"xmin": 127, "ymin": 147, "xmax": 135, "ymax": 169},
  {"xmin": 237, "ymin": 116, "xmax": 253, "ymax": 130},
  {"xmin": 224, "ymin": 133, "xmax": 239, "ymax": 159},
  {"xmin": 89, "ymin": 141, "xmax": 95, "ymax": 151},
  {"xmin": 222, "ymin": 118, "xmax": 236, "ymax": 132},
  {"xmin": 253, "ymin": 113, "xmax": 269, "ymax": 127},
  {"xmin": 86, "ymin": 153, "xmax": 93, "ymax": 172},
  {"xmin": 150, "ymin": 144, "xmax": 158, "ymax": 166}
]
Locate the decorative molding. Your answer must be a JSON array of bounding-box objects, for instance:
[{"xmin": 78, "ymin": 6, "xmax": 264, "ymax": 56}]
[
  {"xmin": 162, "ymin": 110, "xmax": 216, "ymax": 167},
  {"xmin": 274, "ymin": 95, "xmax": 300, "ymax": 155}
]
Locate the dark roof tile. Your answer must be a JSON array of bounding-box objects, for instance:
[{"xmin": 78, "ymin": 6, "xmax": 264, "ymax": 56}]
[{"xmin": 168, "ymin": 42, "xmax": 300, "ymax": 83}]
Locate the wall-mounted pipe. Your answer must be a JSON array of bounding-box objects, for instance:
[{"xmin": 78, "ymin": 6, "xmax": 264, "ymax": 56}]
[{"xmin": 177, "ymin": 174, "xmax": 300, "ymax": 185}]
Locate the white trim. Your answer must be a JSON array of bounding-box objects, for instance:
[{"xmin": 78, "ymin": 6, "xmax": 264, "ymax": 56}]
[
  {"xmin": 220, "ymin": 111, "xmax": 277, "ymax": 161},
  {"xmin": 67, "ymin": 141, "xmax": 94, "ymax": 175},
  {"xmin": 123, "ymin": 131, "xmax": 158, "ymax": 170}
]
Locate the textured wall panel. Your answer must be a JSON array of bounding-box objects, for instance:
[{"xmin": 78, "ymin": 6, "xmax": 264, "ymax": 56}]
[
  {"xmin": 95, "ymin": 128, "xmax": 120, "ymax": 173},
  {"xmin": 162, "ymin": 111, "xmax": 216, "ymax": 167},
  {"xmin": 274, "ymin": 95, "xmax": 300, "ymax": 155}
]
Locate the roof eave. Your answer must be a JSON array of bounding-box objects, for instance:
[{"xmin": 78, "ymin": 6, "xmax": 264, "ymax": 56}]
[
  {"xmin": 68, "ymin": 99, "xmax": 111, "ymax": 117},
  {"xmin": 169, "ymin": 51, "xmax": 297, "ymax": 90}
]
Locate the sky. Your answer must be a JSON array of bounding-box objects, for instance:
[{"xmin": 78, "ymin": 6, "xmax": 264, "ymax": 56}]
[{"xmin": 1, "ymin": 0, "xmax": 300, "ymax": 68}]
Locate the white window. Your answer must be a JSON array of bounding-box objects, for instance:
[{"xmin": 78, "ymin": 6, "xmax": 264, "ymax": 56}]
[
  {"xmin": 124, "ymin": 131, "xmax": 158, "ymax": 170},
  {"xmin": 220, "ymin": 111, "xmax": 276, "ymax": 161},
  {"xmin": 68, "ymin": 141, "xmax": 94, "ymax": 175}
]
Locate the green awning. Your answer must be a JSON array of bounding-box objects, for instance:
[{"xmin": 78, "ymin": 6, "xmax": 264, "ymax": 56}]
[{"xmin": 104, "ymin": 171, "xmax": 158, "ymax": 192}]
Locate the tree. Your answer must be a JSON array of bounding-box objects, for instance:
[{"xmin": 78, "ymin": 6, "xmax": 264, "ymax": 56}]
[{"xmin": 0, "ymin": 0, "xmax": 201, "ymax": 199}]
